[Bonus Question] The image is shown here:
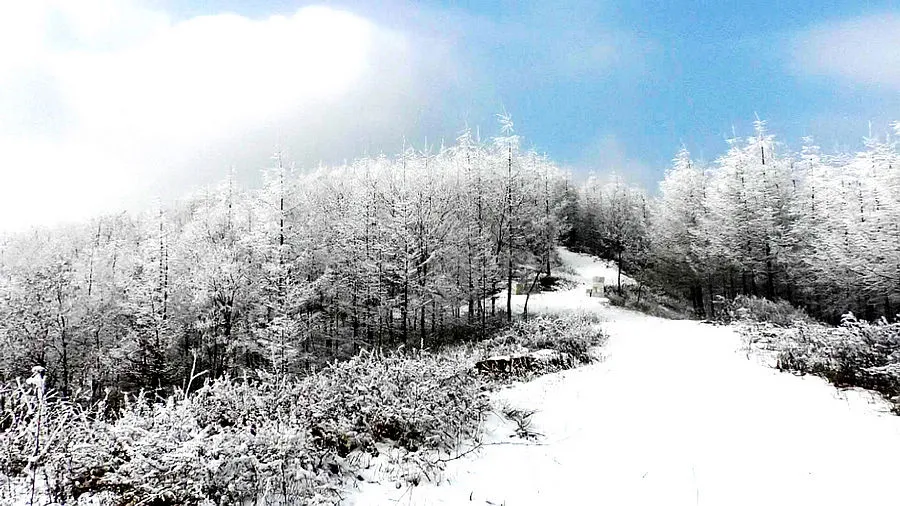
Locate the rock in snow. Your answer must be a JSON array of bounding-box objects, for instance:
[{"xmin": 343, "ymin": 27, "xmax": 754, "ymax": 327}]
[{"xmin": 475, "ymin": 350, "xmax": 574, "ymax": 375}]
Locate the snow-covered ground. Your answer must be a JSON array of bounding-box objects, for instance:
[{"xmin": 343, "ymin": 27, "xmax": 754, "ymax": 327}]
[
  {"xmin": 496, "ymin": 248, "xmax": 636, "ymax": 315},
  {"xmin": 349, "ymin": 248, "xmax": 900, "ymax": 505},
  {"xmin": 555, "ymin": 247, "xmax": 637, "ymax": 289}
]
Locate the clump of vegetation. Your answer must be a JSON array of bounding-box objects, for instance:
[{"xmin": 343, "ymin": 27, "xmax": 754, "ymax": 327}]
[
  {"xmin": 738, "ymin": 312, "xmax": 900, "ymax": 413},
  {"xmin": 0, "ymin": 312, "xmax": 603, "ymax": 504},
  {"xmin": 604, "ymin": 284, "xmax": 692, "ymax": 320},
  {"xmin": 0, "ymin": 351, "xmax": 489, "ymax": 505},
  {"xmin": 537, "ymin": 275, "xmax": 578, "ymax": 292},
  {"xmin": 720, "ymin": 295, "xmax": 813, "ymax": 327},
  {"xmin": 773, "ymin": 315, "xmax": 900, "ymax": 401},
  {"xmin": 302, "ymin": 350, "xmax": 487, "ymax": 457},
  {"xmin": 473, "ymin": 313, "xmax": 607, "ymax": 379},
  {"xmin": 500, "ymin": 405, "xmax": 541, "ymax": 440}
]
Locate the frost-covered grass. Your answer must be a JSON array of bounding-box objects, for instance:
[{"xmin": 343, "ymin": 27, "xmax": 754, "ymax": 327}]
[
  {"xmin": 473, "ymin": 313, "xmax": 606, "ymax": 378},
  {"xmin": 734, "ymin": 297, "xmax": 900, "ymax": 411},
  {"xmin": 1, "ymin": 354, "xmax": 484, "ymax": 505},
  {"xmin": 740, "ymin": 313, "xmax": 900, "ymax": 412},
  {"xmin": 721, "ymin": 294, "xmax": 813, "ymax": 327},
  {"xmin": 0, "ymin": 312, "xmax": 605, "ymax": 505},
  {"xmin": 605, "ymin": 284, "xmax": 692, "ymax": 320}
]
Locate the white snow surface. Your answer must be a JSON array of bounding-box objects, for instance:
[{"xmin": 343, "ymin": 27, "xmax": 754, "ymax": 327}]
[
  {"xmin": 555, "ymin": 247, "xmax": 637, "ymax": 288},
  {"xmin": 349, "ymin": 247, "xmax": 900, "ymax": 505}
]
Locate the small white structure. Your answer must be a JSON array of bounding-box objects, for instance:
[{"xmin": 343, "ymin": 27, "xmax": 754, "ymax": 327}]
[{"xmin": 588, "ymin": 276, "xmax": 605, "ymax": 297}]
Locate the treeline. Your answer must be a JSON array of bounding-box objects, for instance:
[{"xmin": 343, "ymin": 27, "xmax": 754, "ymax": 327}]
[
  {"xmin": 0, "ymin": 117, "xmax": 573, "ymax": 399},
  {"xmin": 562, "ymin": 120, "xmax": 900, "ymax": 323},
  {"xmin": 4, "ymin": 115, "xmax": 895, "ymax": 399},
  {"xmin": 649, "ymin": 120, "xmax": 900, "ymax": 322}
]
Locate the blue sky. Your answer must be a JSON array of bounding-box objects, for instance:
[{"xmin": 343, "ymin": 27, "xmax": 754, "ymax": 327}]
[
  {"xmin": 163, "ymin": 0, "xmax": 900, "ymax": 175},
  {"xmin": 1, "ymin": 0, "xmax": 899, "ymax": 229}
]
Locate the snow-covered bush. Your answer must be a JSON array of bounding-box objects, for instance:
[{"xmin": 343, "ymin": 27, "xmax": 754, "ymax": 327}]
[
  {"xmin": 0, "ymin": 367, "xmax": 81, "ymax": 504},
  {"xmin": 725, "ymin": 295, "xmax": 813, "ymax": 327},
  {"xmin": 29, "ymin": 380, "xmax": 336, "ymax": 506},
  {"xmin": 1, "ymin": 350, "xmax": 491, "ymax": 504},
  {"xmin": 475, "ymin": 313, "xmax": 606, "ymax": 377},
  {"xmin": 767, "ymin": 314, "xmax": 900, "ymax": 410},
  {"xmin": 303, "ymin": 350, "xmax": 488, "ymax": 456},
  {"xmin": 604, "ymin": 284, "xmax": 691, "ymax": 320},
  {"xmin": 1, "ymin": 313, "xmax": 606, "ymax": 503}
]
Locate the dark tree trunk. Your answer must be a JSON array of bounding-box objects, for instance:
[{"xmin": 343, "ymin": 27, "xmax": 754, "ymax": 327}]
[{"xmin": 522, "ymin": 269, "xmax": 542, "ymax": 321}]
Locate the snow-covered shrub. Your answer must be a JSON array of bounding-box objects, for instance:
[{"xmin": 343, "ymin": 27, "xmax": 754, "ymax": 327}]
[
  {"xmin": 475, "ymin": 313, "xmax": 606, "ymax": 377},
  {"xmin": 726, "ymin": 295, "xmax": 812, "ymax": 327},
  {"xmin": 35, "ymin": 380, "xmax": 337, "ymax": 506},
  {"xmin": 500, "ymin": 405, "xmax": 540, "ymax": 440},
  {"xmin": 1, "ymin": 312, "xmax": 609, "ymax": 503},
  {"xmin": 2, "ymin": 349, "xmax": 491, "ymax": 504},
  {"xmin": 302, "ymin": 350, "xmax": 488, "ymax": 456},
  {"xmin": 537, "ymin": 274, "xmax": 578, "ymax": 292},
  {"xmin": 0, "ymin": 368, "xmax": 81, "ymax": 504},
  {"xmin": 769, "ymin": 315, "xmax": 900, "ymax": 410},
  {"xmin": 0, "ymin": 381, "xmax": 41, "ymax": 478},
  {"xmin": 604, "ymin": 284, "xmax": 691, "ymax": 319},
  {"xmin": 515, "ymin": 313, "xmax": 606, "ymax": 364}
]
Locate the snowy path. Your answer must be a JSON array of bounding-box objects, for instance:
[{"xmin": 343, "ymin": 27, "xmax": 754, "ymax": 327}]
[{"xmin": 350, "ymin": 250, "xmax": 900, "ymax": 505}]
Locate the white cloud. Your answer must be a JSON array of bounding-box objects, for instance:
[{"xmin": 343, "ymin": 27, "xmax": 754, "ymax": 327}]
[
  {"xmin": 792, "ymin": 13, "xmax": 900, "ymax": 88},
  {"xmin": 0, "ymin": 1, "xmax": 453, "ymax": 232},
  {"xmin": 577, "ymin": 133, "xmax": 655, "ymax": 189}
]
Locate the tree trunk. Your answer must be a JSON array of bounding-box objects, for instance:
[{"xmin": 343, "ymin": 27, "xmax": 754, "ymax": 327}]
[
  {"xmin": 506, "ymin": 143, "xmax": 513, "ymax": 323},
  {"xmin": 506, "ymin": 256, "xmax": 513, "ymax": 323},
  {"xmin": 617, "ymin": 249, "xmax": 623, "ymax": 296},
  {"xmin": 522, "ymin": 269, "xmax": 542, "ymax": 321},
  {"xmin": 691, "ymin": 283, "xmax": 705, "ymax": 318}
]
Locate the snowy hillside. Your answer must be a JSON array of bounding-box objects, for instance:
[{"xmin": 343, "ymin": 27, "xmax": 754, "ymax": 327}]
[
  {"xmin": 350, "ymin": 250, "xmax": 900, "ymax": 505},
  {"xmin": 555, "ymin": 247, "xmax": 637, "ymax": 288},
  {"xmin": 500, "ymin": 247, "xmax": 637, "ymax": 315}
]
